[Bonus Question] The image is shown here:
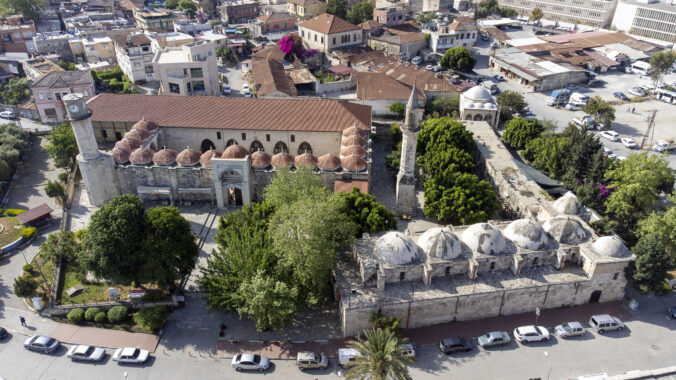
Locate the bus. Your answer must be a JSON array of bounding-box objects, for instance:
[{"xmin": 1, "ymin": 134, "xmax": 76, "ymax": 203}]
[{"xmin": 630, "ymin": 61, "xmax": 652, "ymax": 75}]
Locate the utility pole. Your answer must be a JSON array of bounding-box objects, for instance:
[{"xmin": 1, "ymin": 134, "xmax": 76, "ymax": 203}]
[{"xmin": 640, "ymin": 109, "xmax": 657, "ymax": 150}]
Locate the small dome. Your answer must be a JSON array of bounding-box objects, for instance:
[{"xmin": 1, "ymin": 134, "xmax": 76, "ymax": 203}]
[
  {"xmin": 318, "ymin": 153, "xmax": 341, "ymax": 171},
  {"xmin": 114, "ymin": 139, "xmax": 132, "ymax": 153},
  {"xmin": 111, "ymin": 146, "xmax": 129, "ymax": 164},
  {"xmin": 118, "ymin": 137, "xmax": 140, "ymax": 151},
  {"xmin": 504, "ymin": 219, "xmax": 549, "ymax": 250},
  {"xmin": 341, "ymin": 135, "xmax": 367, "ymax": 148},
  {"xmin": 133, "ymin": 117, "xmax": 158, "ymax": 133},
  {"xmin": 375, "ymin": 231, "xmax": 421, "ymax": 266},
  {"xmin": 463, "ymin": 86, "xmax": 493, "ymax": 102},
  {"xmin": 553, "ymin": 191, "xmax": 580, "ymax": 215},
  {"xmin": 129, "ymin": 147, "xmax": 155, "ymax": 165},
  {"xmin": 222, "ymin": 143, "xmax": 249, "ymax": 159},
  {"xmin": 124, "ymin": 129, "xmax": 143, "ymax": 144},
  {"xmin": 251, "ymin": 150, "xmax": 272, "ymax": 168},
  {"xmin": 340, "ymin": 145, "xmax": 367, "ymax": 158},
  {"xmin": 132, "ymin": 125, "xmax": 150, "ymax": 140},
  {"xmin": 176, "ymin": 148, "xmax": 201, "ymax": 166},
  {"xmin": 342, "ymin": 125, "xmax": 368, "ymax": 138},
  {"xmin": 341, "ymin": 155, "xmax": 367, "ymax": 171},
  {"xmin": 294, "ymin": 153, "xmax": 318, "ymax": 168},
  {"xmin": 542, "ymin": 216, "xmax": 590, "ymax": 245},
  {"xmin": 271, "ymin": 152, "xmax": 294, "ymax": 168},
  {"xmin": 592, "ymin": 236, "xmax": 632, "ymax": 258},
  {"xmin": 198, "ymin": 149, "xmax": 222, "ymax": 166},
  {"xmin": 461, "ymin": 223, "xmax": 506, "ymax": 255},
  {"xmin": 152, "ymin": 148, "xmax": 177, "ymax": 166},
  {"xmin": 418, "ymin": 227, "xmax": 464, "ymax": 260}
]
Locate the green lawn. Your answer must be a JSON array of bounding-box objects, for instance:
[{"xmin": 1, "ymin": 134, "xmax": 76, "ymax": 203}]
[
  {"xmin": 0, "ymin": 216, "xmax": 24, "ymax": 247},
  {"xmin": 60, "ymin": 266, "xmax": 133, "ymax": 304}
]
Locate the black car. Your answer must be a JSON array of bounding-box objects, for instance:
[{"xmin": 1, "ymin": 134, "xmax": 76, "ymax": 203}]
[
  {"xmin": 0, "ymin": 327, "xmax": 7, "ymax": 339},
  {"xmin": 439, "ymin": 337, "xmax": 473, "ymax": 354}
]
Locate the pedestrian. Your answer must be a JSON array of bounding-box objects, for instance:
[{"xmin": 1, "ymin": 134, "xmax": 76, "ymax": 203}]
[
  {"xmin": 20, "ymin": 316, "xmax": 26, "ymax": 326},
  {"xmin": 632, "ymin": 107, "xmax": 635, "ymax": 113}
]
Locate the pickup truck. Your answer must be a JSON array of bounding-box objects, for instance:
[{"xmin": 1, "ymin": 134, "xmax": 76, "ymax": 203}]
[{"xmin": 573, "ymin": 114, "xmax": 595, "ymax": 129}]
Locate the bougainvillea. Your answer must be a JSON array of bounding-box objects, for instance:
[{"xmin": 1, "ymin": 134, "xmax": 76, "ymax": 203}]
[{"xmin": 277, "ymin": 33, "xmax": 305, "ymax": 57}]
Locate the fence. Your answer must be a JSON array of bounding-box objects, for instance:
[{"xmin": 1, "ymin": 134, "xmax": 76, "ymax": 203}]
[{"xmin": 42, "ymin": 298, "xmax": 179, "ymax": 317}]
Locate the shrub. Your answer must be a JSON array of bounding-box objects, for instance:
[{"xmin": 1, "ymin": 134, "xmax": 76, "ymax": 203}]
[
  {"xmin": 74, "ymin": 228, "xmax": 88, "ymax": 242},
  {"xmin": 22, "ymin": 264, "xmax": 34, "ymax": 273},
  {"xmin": 58, "ymin": 172, "xmax": 68, "ymax": 182},
  {"xmin": 13, "ymin": 274, "xmax": 37, "ymax": 297},
  {"xmin": 21, "ymin": 227, "xmax": 36, "ymax": 239},
  {"xmin": 0, "ymin": 208, "xmax": 4, "ymax": 215},
  {"xmin": 133, "ymin": 306, "xmax": 168, "ymax": 332},
  {"xmin": 107, "ymin": 305, "xmax": 128, "ymax": 323},
  {"xmin": 85, "ymin": 307, "xmax": 100, "ymax": 321},
  {"xmin": 94, "ymin": 312, "xmax": 107, "ymax": 323},
  {"xmin": 5, "ymin": 209, "xmax": 26, "ymax": 216},
  {"xmin": 67, "ymin": 308, "xmax": 85, "ymax": 323}
]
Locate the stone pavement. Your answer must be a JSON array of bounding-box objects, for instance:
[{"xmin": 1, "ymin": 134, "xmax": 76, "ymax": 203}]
[{"xmin": 49, "ymin": 324, "xmax": 160, "ymax": 352}]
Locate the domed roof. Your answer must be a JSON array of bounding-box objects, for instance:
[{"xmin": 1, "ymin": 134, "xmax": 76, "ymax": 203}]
[
  {"xmin": 341, "ymin": 155, "xmax": 367, "ymax": 171},
  {"xmin": 461, "ymin": 223, "xmax": 506, "ymax": 255},
  {"xmin": 542, "ymin": 216, "xmax": 590, "ymax": 245},
  {"xmin": 271, "ymin": 152, "xmax": 294, "ymax": 168},
  {"xmin": 341, "ymin": 135, "xmax": 367, "ymax": 148},
  {"xmin": 129, "ymin": 147, "xmax": 155, "ymax": 165},
  {"xmin": 463, "ymin": 86, "xmax": 493, "ymax": 102},
  {"xmin": 342, "ymin": 125, "xmax": 368, "ymax": 138},
  {"xmin": 222, "ymin": 143, "xmax": 249, "ymax": 159},
  {"xmin": 251, "ymin": 150, "xmax": 272, "ymax": 168},
  {"xmin": 418, "ymin": 227, "xmax": 464, "ymax": 260},
  {"xmin": 176, "ymin": 148, "xmax": 201, "ymax": 166},
  {"xmin": 132, "ymin": 125, "xmax": 150, "ymax": 140},
  {"xmin": 198, "ymin": 149, "xmax": 222, "ymax": 166},
  {"xmin": 111, "ymin": 146, "xmax": 130, "ymax": 164},
  {"xmin": 553, "ymin": 191, "xmax": 581, "ymax": 215},
  {"xmin": 340, "ymin": 144, "xmax": 367, "ymax": 158},
  {"xmin": 317, "ymin": 153, "xmax": 341, "ymax": 170},
  {"xmin": 504, "ymin": 219, "xmax": 549, "ymax": 250},
  {"xmin": 114, "ymin": 139, "xmax": 132, "ymax": 153},
  {"xmin": 592, "ymin": 236, "xmax": 632, "ymax": 258},
  {"xmin": 152, "ymin": 148, "xmax": 177, "ymax": 166},
  {"xmin": 294, "ymin": 153, "xmax": 318, "ymax": 168},
  {"xmin": 375, "ymin": 231, "xmax": 421, "ymax": 266},
  {"xmin": 133, "ymin": 117, "xmax": 158, "ymax": 133},
  {"xmin": 124, "ymin": 129, "xmax": 143, "ymax": 144}
]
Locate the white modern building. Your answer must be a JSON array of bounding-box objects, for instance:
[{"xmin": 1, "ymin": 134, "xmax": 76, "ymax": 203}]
[
  {"xmin": 424, "ymin": 17, "xmax": 478, "ymax": 54},
  {"xmin": 498, "ymin": 0, "xmax": 618, "ymax": 28},
  {"xmin": 612, "ymin": 0, "xmax": 676, "ymax": 43},
  {"xmin": 153, "ymin": 40, "xmax": 219, "ymax": 96},
  {"xmin": 112, "ymin": 33, "xmax": 155, "ymax": 84}
]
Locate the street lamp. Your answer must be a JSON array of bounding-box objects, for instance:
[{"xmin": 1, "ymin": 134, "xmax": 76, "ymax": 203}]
[{"xmin": 544, "ymin": 351, "xmax": 552, "ymax": 380}]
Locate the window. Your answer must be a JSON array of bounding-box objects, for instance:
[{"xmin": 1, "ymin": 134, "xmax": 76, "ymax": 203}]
[
  {"xmin": 55, "ymin": 93, "xmax": 61, "ymax": 101},
  {"xmin": 47, "ymin": 92, "xmax": 52, "ymax": 100},
  {"xmin": 489, "ymin": 262, "xmax": 495, "ymax": 270},
  {"xmin": 321, "ymin": 37, "xmax": 324, "ymax": 43},
  {"xmin": 226, "ymin": 139, "xmax": 237, "ymax": 147},
  {"xmin": 266, "ymin": 134, "xmax": 270, "ymax": 142},
  {"xmin": 445, "ymin": 267, "xmax": 451, "ymax": 276},
  {"xmin": 217, "ymin": 132, "xmax": 222, "ymax": 139},
  {"xmin": 142, "ymin": 46, "xmax": 149, "ymax": 52},
  {"xmin": 169, "ymin": 83, "xmax": 180, "ymax": 93},
  {"xmin": 249, "ymin": 140, "xmax": 264, "ymax": 153},
  {"xmin": 134, "ymin": 61, "xmax": 141, "ymax": 68},
  {"xmin": 613, "ymin": 272, "xmax": 619, "ymax": 280},
  {"xmin": 333, "ymin": 37, "xmax": 336, "ymax": 45},
  {"xmin": 84, "ymin": 89, "xmax": 89, "ymax": 97},
  {"xmin": 190, "ymin": 68, "xmax": 203, "ymax": 78},
  {"xmin": 102, "ymin": 43, "xmax": 108, "ymax": 49},
  {"xmin": 241, "ymin": 132, "xmax": 246, "ymax": 140},
  {"xmin": 399, "ymin": 272, "xmax": 405, "ymax": 281},
  {"xmin": 314, "ymin": 34, "xmax": 317, "ymax": 42},
  {"xmin": 88, "ymin": 46, "xmax": 95, "ymax": 52},
  {"xmin": 290, "ymin": 134, "xmax": 295, "ymax": 142},
  {"xmin": 38, "ymin": 93, "xmax": 44, "ymax": 100},
  {"xmin": 115, "ymin": 131, "xmax": 122, "ymax": 140},
  {"xmin": 102, "ymin": 130, "xmax": 108, "ymax": 139},
  {"xmin": 145, "ymin": 65, "xmax": 153, "ymax": 73},
  {"xmin": 44, "ymin": 108, "xmax": 57, "ymax": 118},
  {"xmin": 273, "ymin": 141, "xmax": 288, "ymax": 154},
  {"xmin": 297, "ymin": 142, "xmax": 312, "ymax": 155},
  {"xmin": 533, "ymin": 257, "xmax": 538, "ymax": 266}
]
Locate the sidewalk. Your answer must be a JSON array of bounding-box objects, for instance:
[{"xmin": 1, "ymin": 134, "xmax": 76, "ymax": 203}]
[
  {"xmin": 216, "ymin": 301, "xmax": 628, "ymax": 359},
  {"xmin": 49, "ymin": 324, "xmax": 160, "ymax": 352}
]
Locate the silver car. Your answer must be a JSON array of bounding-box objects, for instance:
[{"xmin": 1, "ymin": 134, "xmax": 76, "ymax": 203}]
[
  {"xmin": 555, "ymin": 321, "xmax": 586, "ymax": 338},
  {"xmin": 67, "ymin": 345, "xmax": 106, "ymax": 361},
  {"xmin": 24, "ymin": 335, "xmax": 60, "ymax": 353},
  {"xmin": 232, "ymin": 353, "xmax": 270, "ymax": 372},
  {"xmin": 112, "ymin": 347, "xmax": 150, "ymax": 364}
]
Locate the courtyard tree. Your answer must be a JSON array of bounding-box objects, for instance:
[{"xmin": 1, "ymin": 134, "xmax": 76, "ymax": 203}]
[
  {"xmin": 626, "ymin": 234, "xmax": 672, "ymax": 295},
  {"xmin": 0, "ymin": 122, "xmax": 29, "ymax": 169},
  {"xmin": 582, "ymin": 96, "xmax": 615, "ymax": 129},
  {"xmin": 439, "ymin": 46, "xmax": 476, "ymax": 72},
  {"xmin": 236, "ymin": 270, "xmax": 299, "ymax": 331},
  {"xmin": 389, "ymin": 101, "xmax": 405, "ymax": 118},
  {"xmin": 338, "ymin": 188, "xmax": 397, "ymax": 237},
  {"xmin": 263, "ymin": 168, "xmax": 329, "ymax": 209},
  {"xmin": 277, "ymin": 33, "xmax": 305, "ymax": 58},
  {"xmin": 178, "ymin": 0, "xmax": 196, "ymax": 17},
  {"xmin": 0, "ymin": 160, "xmax": 10, "ymax": 181},
  {"xmin": 40, "ymin": 230, "xmax": 79, "ymax": 265},
  {"xmin": 57, "ymin": 61, "xmax": 76, "ymax": 71},
  {"xmin": 496, "ymin": 90, "xmax": 527, "ymax": 121},
  {"xmin": 419, "ymin": 146, "xmax": 475, "ymax": 181},
  {"xmin": 44, "ymin": 121, "xmax": 79, "ymax": 168},
  {"xmin": 346, "ymin": 1, "xmax": 373, "ymax": 25},
  {"xmin": 345, "ymin": 328, "xmax": 415, "ymax": 380},
  {"xmin": 45, "ymin": 180, "xmax": 65, "ymax": 201},
  {"xmin": 423, "ymin": 173, "xmax": 500, "ymax": 225},
  {"xmin": 425, "ymin": 96, "xmax": 459, "ymax": 117},
  {"xmin": 529, "ymin": 7, "xmax": 543, "ymax": 22},
  {"xmin": 417, "ymin": 117, "xmax": 475, "ymax": 158},
  {"xmin": 13, "ymin": 274, "xmax": 38, "ymax": 298},
  {"xmin": 502, "ymin": 117, "xmax": 544, "ymax": 149},
  {"xmin": 0, "ymin": 78, "xmax": 30, "ymax": 105},
  {"xmin": 0, "ymin": 0, "xmax": 46, "ymax": 21},
  {"xmin": 326, "ymin": 0, "xmax": 348, "ymax": 18},
  {"xmin": 649, "ymin": 50, "xmax": 676, "ymax": 90},
  {"xmin": 638, "ymin": 198, "xmax": 676, "ymax": 261},
  {"xmin": 500, "ymin": 7, "xmax": 518, "ymax": 17},
  {"xmin": 416, "ymin": 13, "xmax": 437, "ymax": 23},
  {"xmin": 164, "ymin": 0, "xmax": 178, "ymax": 8}
]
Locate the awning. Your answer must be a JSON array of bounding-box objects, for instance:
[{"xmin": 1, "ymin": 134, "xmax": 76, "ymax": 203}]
[{"xmin": 16, "ymin": 203, "xmax": 54, "ymax": 225}]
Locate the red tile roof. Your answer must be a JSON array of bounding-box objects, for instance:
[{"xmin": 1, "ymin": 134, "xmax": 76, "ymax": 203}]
[{"xmin": 299, "ymin": 13, "xmax": 360, "ymax": 35}]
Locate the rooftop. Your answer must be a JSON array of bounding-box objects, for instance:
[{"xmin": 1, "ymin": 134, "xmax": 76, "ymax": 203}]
[
  {"xmin": 299, "ymin": 13, "xmax": 360, "ymax": 35},
  {"xmin": 111, "ymin": 33, "xmax": 151, "ymax": 48},
  {"xmin": 32, "ymin": 70, "xmax": 93, "ymax": 88},
  {"xmin": 252, "ymin": 58, "xmax": 297, "ymax": 97},
  {"xmin": 355, "ymin": 72, "xmax": 426, "ymax": 101}
]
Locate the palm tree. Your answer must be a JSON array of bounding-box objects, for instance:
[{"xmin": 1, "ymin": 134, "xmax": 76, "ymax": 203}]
[{"xmin": 345, "ymin": 328, "xmax": 415, "ymax": 380}]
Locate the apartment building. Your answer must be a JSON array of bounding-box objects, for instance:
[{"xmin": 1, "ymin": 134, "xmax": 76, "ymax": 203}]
[
  {"xmin": 612, "ymin": 0, "xmax": 676, "ymax": 43},
  {"xmin": 299, "ymin": 13, "xmax": 361, "ymax": 52},
  {"xmin": 253, "ymin": 13, "xmax": 297, "ymax": 35},
  {"xmin": 286, "ymin": 0, "xmax": 327, "ymax": 20},
  {"xmin": 0, "ymin": 17, "xmax": 36, "ymax": 53},
  {"xmin": 112, "ymin": 33, "xmax": 154, "ymax": 83},
  {"xmin": 31, "ymin": 70, "xmax": 96, "ymax": 122},
  {"xmin": 153, "ymin": 40, "xmax": 219, "ymax": 96},
  {"xmin": 498, "ymin": 0, "xmax": 618, "ymax": 28},
  {"xmin": 133, "ymin": 8, "xmax": 182, "ymax": 31},
  {"xmin": 220, "ymin": 1, "xmax": 260, "ymax": 24},
  {"xmin": 69, "ymin": 36, "xmax": 117, "ymax": 64},
  {"xmin": 373, "ymin": 7, "xmax": 406, "ymax": 26},
  {"xmin": 424, "ymin": 17, "xmax": 478, "ymax": 53},
  {"xmin": 32, "ymin": 33, "xmax": 76, "ymax": 61}
]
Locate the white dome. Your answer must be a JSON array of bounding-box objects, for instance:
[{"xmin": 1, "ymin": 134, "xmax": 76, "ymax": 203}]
[
  {"xmin": 418, "ymin": 227, "xmax": 464, "ymax": 260},
  {"xmin": 504, "ymin": 219, "xmax": 549, "ymax": 250},
  {"xmin": 375, "ymin": 232, "xmax": 421, "ymax": 266},
  {"xmin": 461, "ymin": 223, "xmax": 506, "ymax": 255},
  {"xmin": 553, "ymin": 191, "xmax": 580, "ymax": 215},
  {"xmin": 542, "ymin": 216, "xmax": 590, "ymax": 245},
  {"xmin": 592, "ymin": 236, "xmax": 632, "ymax": 258},
  {"xmin": 463, "ymin": 86, "xmax": 493, "ymax": 102}
]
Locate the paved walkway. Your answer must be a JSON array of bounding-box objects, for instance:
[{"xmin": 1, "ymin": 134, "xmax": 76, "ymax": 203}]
[{"xmin": 49, "ymin": 324, "xmax": 160, "ymax": 352}]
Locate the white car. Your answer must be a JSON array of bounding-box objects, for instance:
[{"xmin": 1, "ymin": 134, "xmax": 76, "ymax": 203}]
[
  {"xmin": 513, "ymin": 325, "xmax": 550, "ymax": 343},
  {"xmin": 411, "ymin": 56, "xmax": 422, "ymax": 65},
  {"xmin": 231, "ymin": 353, "xmax": 270, "ymax": 372},
  {"xmin": 0, "ymin": 110, "xmax": 13, "ymax": 119},
  {"xmin": 653, "ymin": 140, "xmax": 670, "ymax": 152},
  {"xmin": 223, "ymin": 85, "xmax": 231, "ymax": 95},
  {"xmin": 621, "ymin": 137, "xmax": 637, "ymax": 149},
  {"xmin": 565, "ymin": 103, "xmax": 581, "ymax": 111},
  {"xmin": 600, "ymin": 131, "xmax": 619, "ymax": 142},
  {"xmin": 242, "ymin": 84, "xmax": 251, "ymax": 97},
  {"xmin": 628, "ymin": 87, "xmax": 646, "ymax": 97},
  {"xmin": 554, "ymin": 321, "xmax": 586, "ymax": 338},
  {"xmin": 603, "ymin": 147, "xmax": 617, "ymax": 159},
  {"xmin": 112, "ymin": 347, "xmax": 150, "ymax": 364},
  {"xmin": 402, "ymin": 343, "xmax": 415, "ymax": 357},
  {"xmin": 67, "ymin": 345, "xmax": 106, "ymax": 361}
]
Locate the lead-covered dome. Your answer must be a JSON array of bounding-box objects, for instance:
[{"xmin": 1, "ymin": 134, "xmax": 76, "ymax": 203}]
[
  {"xmin": 341, "ymin": 144, "xmax": 367, "ymax": 158},
  {"xmin": 124, "ymin": 129, "xmax": 143, "ymax": 145},
  {"xmin": 199, "ymin": 149, "xmax": 222, "ymax": 166},
  {"xmin": 116, "ymin": 137, "xmax": 139, "ymax": 151},
  {"xmin": 341, "ymin": 155, "xmax": 367, "ymax": 171},
  {"xmin": 418, "ymin": 227, "xmax": 464, "ymax": 260},
  {"xmin": 461, "ymin": 223, "xmax": 506, "ymax": 255},
  {"xmin": 542, "ymin": 216, "xmax": 590, "ymax": 245},
  {"xmin": 375, "ymin": 231, "xmax": 421, "ymax": 266},
  {"xmin": 504, "ymin": 219, "xmax": 549, "ymax": 250},
  {"xmin": 463, "ymin": 86, "xmax": 493, "ymax": 102},
  {"xmin": 342, "ymin": 125, "xmax": 368, "ymax": 138},
  {"xmin": 341, "ymin": 135, "xmax": 367, "ymax": 148},
  {"xmin": 553, "ymin": 191, "xmax": 580, "ymax": 215},
  {"xmin": 111, "ymin": 146, "xmax": 130, "ymax": 164},
  {"xmin": 591, "ymin": 236, "xmax": 632, "ymax": 258},
  {"xmin": 176, "ymin": 148, "xmax": 201, "ymax": 166},
  {"xmin": 222, "ymin": 143, "xmax": 249, "ymax": 159}
]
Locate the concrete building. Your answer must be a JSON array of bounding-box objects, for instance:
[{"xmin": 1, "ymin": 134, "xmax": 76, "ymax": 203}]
[
  {"xmin": 22, "ymin": 57, "xmax": 64, "ymax": 81},
  {"xmin": 153, "ymin": 40, "xmax": 219, "ymax": 96},
  {"xmin": 612, "ymin": 0, "xmax": 676, "ymax": 43},
  {"xmin": 193, "ymin": 0, "xmax": 217, "ymax": 17},
  {"xmin": 299, "ymin": 14, "xmax": 362, "ymax": 52},
  {"xmin": 459, "ymin": 85, "xmax": 498, "ymax": 128},
  {"xmin": 173, "ymin": 20, "xmax": 212, "ymax": 35},
  {"xmin": 424, "ymin": 17, "xmax": 478, "ymax": 53},
  {"xmin": 198, "ymin": 31, "xmax": 228, "ymax": 51},
  {"xmin": 373, "ymin": 7, "xmax": 406, "ymax": 26},
  {"xmin": 112, "ymin": 33, "xmax": 154, "ymax": 83},
  {"xmin": 0, "ymin": 17, "xmax": 37, "ymax": 53},
  {"xmin": 364, "ymin": 27, "xmax": 426, "ymax": 60},
  {"xmin": 220, "ymin": 1, "xmax": 260, "ymax": 24},
  {"xmin": 286, "ymin": 0, "xmax": 328, "ymax": 20},
  {"xmin": 146, "ymin": 32, "xmax": 195, "ymax": 52},
  {"xmin": 253, "ymin": 13, "xmax": 297, "ymax": 36},
  {"xmin": 409, "ymin": 0, "xmax": 453, "ymax": 12},
  {"xmin": 69, "ymin": 36, "xmax": 117, "ymax": 64},
  {"xmin": 30, "ymin": 70, "xmax": 96, "ymax": 123},
  {"xmin": 133, "ymin": 8, "xmax": 182, "ymax": 31},
  {"xmin": 498, "ymin": 0, "xmax": 618, "ymax": 28},
  {"xmin": 32, "ymin": 33, "xmax": 76, "ymax": 61}
]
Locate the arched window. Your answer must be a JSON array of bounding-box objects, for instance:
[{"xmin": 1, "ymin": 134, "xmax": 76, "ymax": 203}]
[
  {"xmin": 473, "ymin": 114, "xmax": 483, "ymax": 121},
  {"xmin": 273, "ymin": 141, "xmax": 288, "ymax": 154},
  {"xmin": 200, "ymin": 139, "xmax": 215, "ymax": 153},
  {"xmin": 225, "ymin": 139, "xmax": 237, "ymax": 147},
  {"xmin": 297, "ymin": 142, "xmax": 312, "ymax": 155},
  {"xmin": 465, "ymin": 114, "xmax": 473, "ymax": 120},
  {"xmin": 484, "ymin": 114, "xmax": 492, "ymax": 124},
  {"xmin": 249, "ymin": 140, "xmax": 264, "ymax": 153}
]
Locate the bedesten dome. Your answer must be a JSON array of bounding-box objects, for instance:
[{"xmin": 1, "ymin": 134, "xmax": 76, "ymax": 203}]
[
  {"xmin": 461, "ymin": 223, "xmax": 506, "ymax": 255},
  {"xmin": 221, "ymin": 143, "xmax": 249, "ymax": 159},
  {"xmin": 418, "ymin": 227, "xmax": 464, "ymax": 260},
  {"xmin": 176, "ymin": 148, "xmax": 201, "ymax": 166},
  {"xmin": 375, "ymin": 231, "xmax": 421, "ymax": 266},
  {"xmin": 591, "ymin": 236, "xmax": 632, "ymax": 258},
  {"xmin": 504, "ymin": 219, "xmax": 549, "ymax": 251},
  {"xmin": 542, "ymin": 216, "xmax": 590, "ymax": 245},
  {"xmin": 198, "ymin": 149, "xmax": 222, "ymax": 166},
  {"xmin": 553, "ymin": 191, "xmax": 581, "ymax": 215}
]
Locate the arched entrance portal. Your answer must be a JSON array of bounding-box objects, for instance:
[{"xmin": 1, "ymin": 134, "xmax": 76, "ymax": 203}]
[
  {"xmin": 589, "ymin": 290, "xmax": 602, "ymax": 303},
  {"xmin": 201, "ymin": 139, "xmax": 215, "ymax": 153},
  {"xmin": 227, "ymin": 187, "xmax": 243, "ymax": 206}
]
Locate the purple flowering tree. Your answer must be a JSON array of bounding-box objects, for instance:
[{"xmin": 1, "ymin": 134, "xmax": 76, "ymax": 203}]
[{"xmin": 277, "ymin": 34, "xmax": 305, "ymax": 59}]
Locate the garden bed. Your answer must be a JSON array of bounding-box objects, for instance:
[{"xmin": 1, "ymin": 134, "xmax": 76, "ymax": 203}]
[
  {"xmin": 0, "ymin": 216, "xmax": 24, "ymax": 248},
  {"xmin": 53, "ymin": 316, "xmax": 155, "ymax": 334}
]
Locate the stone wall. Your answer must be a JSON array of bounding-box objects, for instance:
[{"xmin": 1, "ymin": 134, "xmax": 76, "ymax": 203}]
[{"xmin": 316, "ymin": 78, "xmax": 355, "ymax": 95}]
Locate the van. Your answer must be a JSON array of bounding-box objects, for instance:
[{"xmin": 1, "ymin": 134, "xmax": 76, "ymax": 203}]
[
  {"xmin": 296, "ymin": 351, "xmax": 328, "ymax": 370},
  {"xmin": 570, "ymin": 92, "xmax": 589, "ymax": 105},
  {"xmin": 338, "ymin": 348, "xmax": 361, "ymax": 367},
  {"xmin": 411, "ymin": 56, "xmax": 422, "ymax": 65},
  {"xmin": 589, "ymin": 314, "xmax": 624, "ymax": 333},
  {"xmin": 630, "ymin": 61, "xmax": 651, "ymax": 75}
]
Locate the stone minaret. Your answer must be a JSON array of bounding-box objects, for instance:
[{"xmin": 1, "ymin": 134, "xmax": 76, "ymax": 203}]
[
  {"xmin": 63, "ymin": 93, "xmax": 119, "ymax": 207},
  {"xmin": 395, "ymin": 82, "xmax": 421, "ymax": 215}
]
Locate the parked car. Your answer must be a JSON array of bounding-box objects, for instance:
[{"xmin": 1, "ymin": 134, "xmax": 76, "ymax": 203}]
[
  {"xmin": 566, "ymin": 83, "xmax": 577, "ymax": 90},
  {"xmin": 411, "ymin": 56, "xmax": 422, "ymax": 65},
  {"xmin": 112, "ymin": 347, "xmax": 150, "ymax": 364},
  {"xmin": 613, "ymin": 92, "xmax": 629, "ymax": 101},
  {"xmin": 623, "ymin": 66, "xmax": 633, "ymax": 74},
  {"xmin": 338, "ymin": 348, "xmax": 361, "ymax": 367},
  {"xmin": 565, "ymin": 103, "xmax": 581, "ymax": 111},
  {"xmin": 481, "ymin": 34, "xmax": 489, "ymax": 41},
  {"xmin": 223, "ymin": 85, "xmax": 231, "ymax": 95},
  {"xmin": 0, "ymin": 111, "xmax": 13, "ymax": 119},
  {"xmin": 514, "ymin": 325, "xmax": 550, "ymax": 343},
  {"xmin": 425, "ymin": 64, "xmax": 434, "ymax": 71},
  {"xmin": 232, "ymin": 353, "xmax": 270, "ymax": 372},
  {"xmin": 600, "ymin": 131, "xmax": 619, "ymax": 142},
  {"xmin": 0, "ymin": 327, "xmax": 7, "ymax": 340},
  {"xmin": 653, "ymin": 140, "xmax": 671, "ymax": 152},
  {"xmin": 296, "ymin": 351, "xmax": 328, "ymax": 370},
  {"xmin": 628, "ymin": 87, "xmax": 646, "ymax": 97},
  {"xmin": 402, "ymin": 343, "xmax": 416, "ymax": 357},
  {"xmin": 589, "ymin": 314, "xmax": 624, "ymax": 334},
  {"xmin": 554, "ymin": 322, "xmax": 586, "ymax": 338},
  {"xmin": 621, "ymin": 137, "xmax": 637, "ymax": 149},
  {"xmin": 242, "ymin": 84, "xmax": 251, "ymax": 97},
  {"xmin": 24, "ymin": 335, "xmax": 60, "ymax": 353},
  {"xmin": 439, "ymin": 337, "xmax": 473, "ymax": 354},
  {"xmin": 493, "ymin": 74, "xmax": 505, "ymax": 82},
  {"xmin": 432, "ymin": 65, "xmax": 442, "ymax": 72},
  {"xmin": 603, "ymin": 147, "xmax": 617, "ymax": 159},
  {"xmin": 667, "ymin": 307, "xmax": 676, "ymax": 319},
  {"xmin": 67, "ymin": 345, "xmax": 106, "ymax": 361},
  {"xmin": 477, "ymin": 331, "xmax": 510, "ymax": 348}
]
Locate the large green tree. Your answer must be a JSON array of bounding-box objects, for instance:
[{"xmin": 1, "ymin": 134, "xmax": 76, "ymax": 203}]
[
  {"xmin": 439, "ymin": 47, "xmax": 476, "ymax": 72},
  {"xmin": 423, "ymin": 173, "xmax": 499, "ymax": 225},
  {"xmin": 44, "ymin": 121, "xmax": 78, "ymax": 168},
  {"xmin": 638, "ymin": 198, "xmax": 676, "ymax": 261},
  {"xmin": 236, "ymin": 270, "xmax": 299, "ymax": 331},
  {"xmin": 13, "ymin": 274, "xmax": 38, "ymax": 298},
  {"xmin": 523, "ymin": 135, "xmax": 569, "ymax": 178},
  {"xmin": 529, "ymin": 7, "xmax": 543, "ymax": 22},
  {"xmin": 264, "ymin": 168, "xmax": 328, "ymax": 209},
  {"xmin": 346, "ymin": 1, "xmax": 373, "ymax": 24},
  {"xmin": 40, "ymin": 230, "xmax": 79, "ymax": 265},
  {"xmin": 583, "ymin": 96, "xmax": 615, "ymax": 130},
  {"xmin": 164, "ymin": 0, "xmax": 179, "ymax": 8},
  {"xmin": 496, "ymin": 90, "xmax": 527, "ymax": 121},
  {"xmin": 475, "ymin": 0, "xmax": 499, "ymax": 18},
  {"xmin": 0, "ymin": 0, "xmax": 46, "ymax": 21},
  {"xmin": 345, "ymin": 328, "xmax": 415, "ymax": 380},
  {"xmin": 326, "ymin": 0, "xmax": 348, "ymax": 19},
  {"xmin": 338, "ymin": 188, "xmax": 396, "ymax": 237},
  {"xmin": 0, "ymin": 122, "xmax": 29, "ymax": 169},
  {"xmin": 417, "ymin": 117, "xmax": 475, "ymax": 158},
  {"xmin": 502, "ymin": 117, "xmax": 544, "ymax": 150},
  {"xmin": 0, "ymin": 78, "xmax": 30, "ymax": 105},
  {"xmin": 178, "ymin": 0, "xmax": 196, "ymax": 17},
  {"xmin": 425, "ymin": 96, "xmax": 459, "ymax": 117},
  {"xmin": 626, "ymin": 234, "xmax": 672, "ymax": 295},
  {"xmin": 649, "ymin": 50, "xmax": 676, "ymax": 90}
]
